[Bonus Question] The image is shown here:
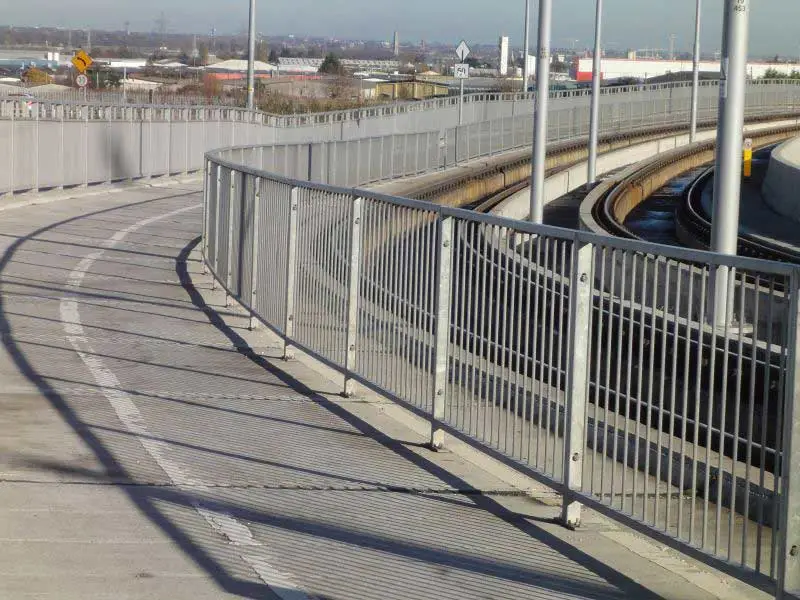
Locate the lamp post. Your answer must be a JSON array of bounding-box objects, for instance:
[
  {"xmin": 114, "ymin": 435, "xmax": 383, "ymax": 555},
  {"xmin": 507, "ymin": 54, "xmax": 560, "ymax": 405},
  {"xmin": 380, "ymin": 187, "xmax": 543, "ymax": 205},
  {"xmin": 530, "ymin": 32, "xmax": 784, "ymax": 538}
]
[
  {"xmin": 523, "ymin": 0, "xmax": 531, "ymax": 92},
  {"xmin": 529, "ymin": 0, "xmax": 552, "ymax": 223},
  {"xmin": 587, "ymin": 0, "xmax": 604, "ymax": 185},
  {"xmin": 690, "ymin": 0, "xmax": 702, "ymax": 142},
  {"xmin": 246, "ymin": 0, "xmax": 256, "ymax": 110},
  {"xmin": 710, "ymin": 0, "xmax": 749, "ymax": 326}
]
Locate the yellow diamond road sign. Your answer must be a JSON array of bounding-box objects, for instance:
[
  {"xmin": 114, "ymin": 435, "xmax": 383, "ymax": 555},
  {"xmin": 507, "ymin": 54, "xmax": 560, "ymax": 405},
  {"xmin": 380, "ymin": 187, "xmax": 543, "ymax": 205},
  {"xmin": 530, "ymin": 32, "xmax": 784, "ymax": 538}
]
[{"xmin": 72, "ymin": 50, "xmax": 93, "ymax": 74}]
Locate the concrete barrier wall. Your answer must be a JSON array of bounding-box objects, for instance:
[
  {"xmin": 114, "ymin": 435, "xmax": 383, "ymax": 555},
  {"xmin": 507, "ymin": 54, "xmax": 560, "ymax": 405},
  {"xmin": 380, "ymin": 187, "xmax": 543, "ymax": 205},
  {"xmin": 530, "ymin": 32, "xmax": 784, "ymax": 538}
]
[
  {"xmin": 762, "ymin": 136, "xmax": 800, "ymax": 223},
  {"xmin": 495, "ymin": 118, "xmax": 800, "ymax": 221}
]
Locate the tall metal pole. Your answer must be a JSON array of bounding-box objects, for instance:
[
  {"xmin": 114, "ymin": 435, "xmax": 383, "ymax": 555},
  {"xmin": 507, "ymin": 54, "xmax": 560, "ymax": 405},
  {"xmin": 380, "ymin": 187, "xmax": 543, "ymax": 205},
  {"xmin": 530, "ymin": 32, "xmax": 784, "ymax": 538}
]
[
  {"xmin": 690, "ymin": 0, "xmax": 703, "ymax": 142},
  {"xmin": 246, "ymin": 0, "xmax": 257, "ymax": 110},
  {"xmin": 523, "ymin": 0, "xmax": 531, "ymax": 92},
  {"xmin": 587, "ymin": 0, "xmax": 603, "ymax": 185},
  {"xmin": 529, "ymin": 0, "xmax": 552, "ymax": 223},
  {"xmin": 711, "ymin": 0, "xmax": 749, "ymax": 326}
]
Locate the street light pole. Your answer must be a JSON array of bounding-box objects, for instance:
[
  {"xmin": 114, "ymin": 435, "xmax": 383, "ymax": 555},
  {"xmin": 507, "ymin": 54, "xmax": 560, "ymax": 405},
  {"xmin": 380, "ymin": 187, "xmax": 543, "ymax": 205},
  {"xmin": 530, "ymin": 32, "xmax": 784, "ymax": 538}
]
[
  {"xmin": 523, "ymin": 0, "xmax": 531, "ymax": 92},
  {"xmin": 690, "ymin": 0, "xmax": 702, "ymax": 142},
  {"xmin": 710, "ymin": 0, "xmax": 749, "ymax": 325},
  {"xmin": 246, "ymin": 0, "xmax": 256, "ymax": 110},
  {"xmin": 529, "ymin": 0, "xmax": 552, "ymax": 224},
  {"xmin": 587, "ymin": 0, "xmax": 604, "ymax": 185}
]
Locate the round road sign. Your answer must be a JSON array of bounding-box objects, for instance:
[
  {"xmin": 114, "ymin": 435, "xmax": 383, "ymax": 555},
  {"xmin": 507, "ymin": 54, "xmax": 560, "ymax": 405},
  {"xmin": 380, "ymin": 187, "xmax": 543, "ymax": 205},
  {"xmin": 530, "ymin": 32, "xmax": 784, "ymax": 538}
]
[{"xmin": 76, "ymin": 74, "xmax": 89, "ymax": 88}]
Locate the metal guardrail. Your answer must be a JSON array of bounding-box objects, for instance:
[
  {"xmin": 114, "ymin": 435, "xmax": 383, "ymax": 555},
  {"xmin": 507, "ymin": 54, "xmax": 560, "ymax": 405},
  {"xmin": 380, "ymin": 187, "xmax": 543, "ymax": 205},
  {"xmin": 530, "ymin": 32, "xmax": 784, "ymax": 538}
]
[
  {"xmin": 204, "ymin": 78, "xmax": 800, "ymax": 130},
  {"xmin": 10, "ymin": 83, "xmax": 777, "ymax": 196},
  {"xmin": 5, "ymin": 79, "xmax": 800, "ymax": 137},
  {"xmin": 205, "ymin": 125, "xmax": 800, "ymax": 598},
  {"xmin": 0, "ymin": 82, "xmax": 800, "ymax": 194},
  {"xmin": 6, "ymin": 78, "xmax": 731, "ymax": 121},
  {"xmin": 0, "ymin": 104, "xmax": 269, "ymax": 194}
]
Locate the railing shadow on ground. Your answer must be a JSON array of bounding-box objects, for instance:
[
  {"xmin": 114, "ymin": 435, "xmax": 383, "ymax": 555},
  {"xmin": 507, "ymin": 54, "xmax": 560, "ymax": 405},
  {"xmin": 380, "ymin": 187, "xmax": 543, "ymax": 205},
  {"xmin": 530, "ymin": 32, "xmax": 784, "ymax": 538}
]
[{"xmin": 0, "ymin": 199, "xmax": 662, "ymax": 599}]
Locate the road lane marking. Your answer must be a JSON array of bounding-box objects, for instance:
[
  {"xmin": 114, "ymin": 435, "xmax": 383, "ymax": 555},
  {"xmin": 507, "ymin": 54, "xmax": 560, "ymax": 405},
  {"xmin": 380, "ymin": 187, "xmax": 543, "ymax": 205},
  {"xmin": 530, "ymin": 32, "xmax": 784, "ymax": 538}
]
[{"xmin": 58, "ymin": 200, "xmax": 311, "ymax": 599}]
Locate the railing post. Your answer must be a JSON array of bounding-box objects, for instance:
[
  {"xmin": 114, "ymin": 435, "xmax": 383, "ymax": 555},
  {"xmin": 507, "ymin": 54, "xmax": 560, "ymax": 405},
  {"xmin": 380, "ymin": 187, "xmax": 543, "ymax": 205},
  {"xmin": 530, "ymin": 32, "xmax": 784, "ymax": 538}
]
[
  {"xmin": 778, "ymin": 269, "xmax": 800, "ymax": 599},
  {"xmin": 283, "ymin": 187, "xmax": 300, "ymax": 360},
  {"xmin": 430, "ymin": 215, "xmax": 454, "ymax": 451},
  {"xmin": 560, "ymin": 237, "xmax": 594, "ymax": 529},
  {"xmin": 343, "ymin": 195, "xmax": 364, "ymax": 397},
  {"xmin": 8, "ymin": 100, "xmax": 14, "ymax": 196},
  {"xmin": 225, "ymin": 170, "xmax": 236, "ymax": 305},
  {"xmin": 211, "ymin": 164, "xmax": 222, "ymax": 290},
  {"xmin": 202, "ymin": 159, "xmax": 210, "ymax": 274},
  {"xmin": 34, "ymin": 100, "xmax": 40, "ymax": 193},
  {"xmin": 83, "ymin": 104, "xmax": 89, "ymax": 188},
  {"xmin": 249, "ymin": 176, "xmax": 261, "ymax": 330}
]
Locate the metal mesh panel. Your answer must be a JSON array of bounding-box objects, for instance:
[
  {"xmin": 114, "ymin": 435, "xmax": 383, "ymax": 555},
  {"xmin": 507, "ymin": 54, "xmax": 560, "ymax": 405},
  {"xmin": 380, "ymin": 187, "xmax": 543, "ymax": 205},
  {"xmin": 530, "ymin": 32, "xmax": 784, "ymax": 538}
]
[
  {"xmin": 238, "ymin": 174, "xmax": 256, "ymax": 305},
  {"xmin": 215, "ymin": 168, "xmax": 232, "ymax": 284},
  {"xmin": 253, "ymin": 179, "xmax": 292, "ymax": 332},
  {"xmin": 293, "ymin": 187, "xmax": 353, "ymax": 366},
  {"xmin": 354, "ymin": 196, "xmax": 438, "ymax": 412},
  {"xmin": 205, "ymin": 167, "xmax": 219, "ymax": 266},
  {"xmin": 446, "ymin": 222, "xmax": 573, "ymax": 481},
  {"xmin": 579, "ymin": 240, "xmax": 794, "ymax": 579}
]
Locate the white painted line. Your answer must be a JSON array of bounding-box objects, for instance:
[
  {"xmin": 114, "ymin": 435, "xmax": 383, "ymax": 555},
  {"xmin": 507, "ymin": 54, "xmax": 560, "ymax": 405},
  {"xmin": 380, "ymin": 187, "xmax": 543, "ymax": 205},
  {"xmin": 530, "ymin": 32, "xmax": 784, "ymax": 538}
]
[{"xmin": 59, "ymin": 200, "xmax": 311, "ymax": 600}]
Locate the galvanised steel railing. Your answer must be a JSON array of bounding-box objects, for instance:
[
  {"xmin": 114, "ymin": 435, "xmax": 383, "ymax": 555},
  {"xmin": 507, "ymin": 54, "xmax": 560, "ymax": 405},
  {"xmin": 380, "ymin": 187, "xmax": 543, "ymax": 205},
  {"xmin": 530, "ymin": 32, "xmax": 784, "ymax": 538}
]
[
  {"xmin": 4, "ymin": 80, "xmax": 800, "ymax": 197},
  {"xmin": 205, "ymin": 129, "xmax": 800, "ymax": 599}
]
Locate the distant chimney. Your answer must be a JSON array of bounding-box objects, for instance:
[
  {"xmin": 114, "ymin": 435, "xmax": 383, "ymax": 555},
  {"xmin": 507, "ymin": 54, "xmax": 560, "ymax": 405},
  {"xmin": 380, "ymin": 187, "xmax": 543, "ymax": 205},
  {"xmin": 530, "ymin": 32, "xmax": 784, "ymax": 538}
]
[
  {"xmin": 393, "ymin": 31, "xmax": 400, "ymax": 57},
  {"xmin": 499, "ymin": 36, "xmax": 510, "ymax": 76}
]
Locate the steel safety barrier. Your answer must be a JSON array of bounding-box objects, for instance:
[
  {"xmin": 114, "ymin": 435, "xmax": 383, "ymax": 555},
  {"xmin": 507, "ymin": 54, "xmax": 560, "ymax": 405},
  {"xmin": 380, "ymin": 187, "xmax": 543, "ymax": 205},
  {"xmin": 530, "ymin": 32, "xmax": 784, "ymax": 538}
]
[
  {"xmin": 205, "ymin": 127, "xmax": 800, "ymax": 598},
  {"xmin": 4, "ymin": 80, "xmax": 800, "ymax": 197}
]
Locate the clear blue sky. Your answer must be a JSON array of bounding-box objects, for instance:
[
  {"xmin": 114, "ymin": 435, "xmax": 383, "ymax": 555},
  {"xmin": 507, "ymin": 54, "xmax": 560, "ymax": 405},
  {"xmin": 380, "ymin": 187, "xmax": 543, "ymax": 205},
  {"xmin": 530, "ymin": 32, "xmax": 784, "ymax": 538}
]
[{"xmin": 4, "ymin": 1, "xmax": 800, "ymax": 58}]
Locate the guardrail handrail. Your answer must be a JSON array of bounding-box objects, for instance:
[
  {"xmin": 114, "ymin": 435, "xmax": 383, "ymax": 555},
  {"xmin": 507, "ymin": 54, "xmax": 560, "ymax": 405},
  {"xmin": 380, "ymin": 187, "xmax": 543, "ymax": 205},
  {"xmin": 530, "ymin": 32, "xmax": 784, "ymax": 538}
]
[
  {"xmin": 202, "ymin": 89, "xmax": 800, "ymax": 598},
  {"xmin": 5, "ymin": 78, "xmax": 800, "ymax": 129}
]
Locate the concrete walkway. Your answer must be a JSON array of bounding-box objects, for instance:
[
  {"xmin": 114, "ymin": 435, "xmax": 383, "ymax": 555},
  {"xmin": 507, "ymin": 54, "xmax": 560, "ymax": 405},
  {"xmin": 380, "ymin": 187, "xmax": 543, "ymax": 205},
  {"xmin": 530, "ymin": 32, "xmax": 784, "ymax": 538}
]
[{"xmin": 0, "ymin": 180, "xmax": 768, "ymax": 599}]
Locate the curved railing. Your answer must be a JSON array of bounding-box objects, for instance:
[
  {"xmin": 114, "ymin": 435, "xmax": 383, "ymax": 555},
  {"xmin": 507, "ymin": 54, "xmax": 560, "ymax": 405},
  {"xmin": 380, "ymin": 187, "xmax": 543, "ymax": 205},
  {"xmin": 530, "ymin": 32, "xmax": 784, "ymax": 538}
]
[
  {"xmin": 6, "ymin": 79, "xmax": 799, "ymax": 197},
  {"xmin": 202, "ymin": 104, "xmax": 800, "ymax": 597}
]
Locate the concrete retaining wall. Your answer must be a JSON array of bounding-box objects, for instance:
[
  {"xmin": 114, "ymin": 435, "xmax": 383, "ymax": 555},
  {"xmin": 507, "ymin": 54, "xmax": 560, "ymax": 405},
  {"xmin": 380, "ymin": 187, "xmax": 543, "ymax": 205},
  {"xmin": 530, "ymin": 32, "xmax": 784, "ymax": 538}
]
[
  {"xmin": 762, "ymin": 136, "xmax": 800, "ymax": 223},
  {"xmin": 494, "ymin": 118, "xmax": 800, "ymax": 221}
]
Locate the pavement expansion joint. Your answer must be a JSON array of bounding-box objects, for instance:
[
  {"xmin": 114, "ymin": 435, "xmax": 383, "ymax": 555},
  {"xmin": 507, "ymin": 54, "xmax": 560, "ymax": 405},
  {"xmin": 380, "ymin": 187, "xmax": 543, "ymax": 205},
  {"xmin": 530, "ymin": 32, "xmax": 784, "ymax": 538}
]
[{"xmin": 0, "ymin": 477, "xmax": 529, "ymax": 496}]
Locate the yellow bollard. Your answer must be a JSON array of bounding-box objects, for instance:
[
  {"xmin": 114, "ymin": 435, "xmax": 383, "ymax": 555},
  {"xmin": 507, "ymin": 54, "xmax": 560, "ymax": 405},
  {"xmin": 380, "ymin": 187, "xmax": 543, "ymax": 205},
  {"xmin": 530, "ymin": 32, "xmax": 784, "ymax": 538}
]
[{"xmin": 743, "ymin": 137, "xmax": 753, "ymax": 179}]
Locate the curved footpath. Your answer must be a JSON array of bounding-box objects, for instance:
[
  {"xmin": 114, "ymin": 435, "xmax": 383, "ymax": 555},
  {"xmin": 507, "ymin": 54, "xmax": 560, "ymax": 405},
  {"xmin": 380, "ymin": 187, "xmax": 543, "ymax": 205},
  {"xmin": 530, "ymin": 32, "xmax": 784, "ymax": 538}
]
[{"xmin": 0, "ymin": 180, "xmax": 766, "ymax": 600}]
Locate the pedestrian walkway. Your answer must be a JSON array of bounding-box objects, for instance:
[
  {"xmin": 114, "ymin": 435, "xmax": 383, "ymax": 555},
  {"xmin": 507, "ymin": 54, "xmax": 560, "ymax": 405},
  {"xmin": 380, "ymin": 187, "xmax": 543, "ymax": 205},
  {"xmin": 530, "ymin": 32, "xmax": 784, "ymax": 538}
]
[{"xmin": 0, "ymin": 180, "xmax": 767, "ymax": 599}]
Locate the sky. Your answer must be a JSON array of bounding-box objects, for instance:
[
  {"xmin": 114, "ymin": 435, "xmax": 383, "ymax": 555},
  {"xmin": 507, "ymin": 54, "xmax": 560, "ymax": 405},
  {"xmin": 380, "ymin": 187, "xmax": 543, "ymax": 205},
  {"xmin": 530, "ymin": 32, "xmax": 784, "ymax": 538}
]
[{"xmin": 4, "ymin": 1, "xmax": 800, "ymax": 58}]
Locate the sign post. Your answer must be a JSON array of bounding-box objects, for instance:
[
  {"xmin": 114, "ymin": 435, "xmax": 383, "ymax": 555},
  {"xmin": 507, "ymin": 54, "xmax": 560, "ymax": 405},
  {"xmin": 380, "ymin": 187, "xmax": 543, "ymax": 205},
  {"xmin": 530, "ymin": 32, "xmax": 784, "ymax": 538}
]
[
  {"xmin": 72, "ymin": 49, "xmax": 93, "ymax": 102},
  {"xmin": 455, "ymin": 40, "xmax": 470, "ymax": 126}
]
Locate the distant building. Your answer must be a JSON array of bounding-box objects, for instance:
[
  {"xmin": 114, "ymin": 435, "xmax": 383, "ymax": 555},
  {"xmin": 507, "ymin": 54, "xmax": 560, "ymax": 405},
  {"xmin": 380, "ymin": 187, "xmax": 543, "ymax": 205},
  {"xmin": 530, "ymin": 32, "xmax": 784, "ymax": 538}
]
[
  {"xmin": 376, "ymin": 80, "xmax": 448, "ymax": 101},
  {"xmin": 393, "ymin": 32, "xmax": 400, "ymax": 57},
  {"xmin": 571, "ymin": 56, "xmax": 799, "ymax": 82},
  {"xmin": 278, "ymin": 57, "xmax": 401, "ymax": 75},
  {"xmin": 499, "ymin": 36, "xmax": 510, "ymax": 76}
]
